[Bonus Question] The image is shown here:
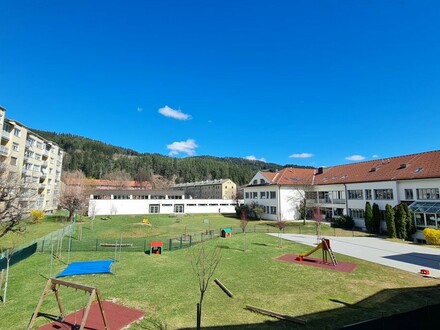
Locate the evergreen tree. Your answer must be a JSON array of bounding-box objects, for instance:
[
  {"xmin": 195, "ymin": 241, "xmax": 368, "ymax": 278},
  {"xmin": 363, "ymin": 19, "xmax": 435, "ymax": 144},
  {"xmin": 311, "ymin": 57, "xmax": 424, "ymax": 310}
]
[
  {"xmin": 385, "ymin": 204, "xmax": 396, "ymax": 238},
  {"xmin": 402, "ymin": 203, "xmax": 416, "ymax": 240},
  {"xmin": 372, "ymin": 203, "xmax": 381, "ymax": 234},
  {"xmin": 394, "ymin": 204, "xmax": 407, "ymax": 239},
  {"xmin": 364, "ymin": 201, "xmax": 373, "ymax": 233}
]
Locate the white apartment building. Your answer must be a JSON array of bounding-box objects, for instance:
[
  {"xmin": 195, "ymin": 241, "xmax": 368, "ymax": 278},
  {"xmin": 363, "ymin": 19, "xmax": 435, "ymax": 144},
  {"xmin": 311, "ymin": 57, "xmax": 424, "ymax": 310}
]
[
  {"xmin": 244, "ymin": 150, "xmax": 440, "ymax": 241},
  {"xmin": 0, "ymin": 106, "xmax": 63, "ymax": 213}
]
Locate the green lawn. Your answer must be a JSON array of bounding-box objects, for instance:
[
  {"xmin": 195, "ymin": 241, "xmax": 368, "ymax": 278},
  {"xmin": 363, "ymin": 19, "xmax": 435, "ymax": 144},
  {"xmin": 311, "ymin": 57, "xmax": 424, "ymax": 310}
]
[{"xmin": 1, "ymin": 214, "xmax": 439, "ymax": 329}]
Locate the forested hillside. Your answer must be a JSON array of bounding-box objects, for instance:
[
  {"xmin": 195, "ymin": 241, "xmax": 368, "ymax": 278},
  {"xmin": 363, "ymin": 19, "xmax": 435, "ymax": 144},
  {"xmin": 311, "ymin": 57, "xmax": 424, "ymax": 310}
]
[{"xmin": 34, "ymin": 130, "xmax": 312, "ymax": 186}]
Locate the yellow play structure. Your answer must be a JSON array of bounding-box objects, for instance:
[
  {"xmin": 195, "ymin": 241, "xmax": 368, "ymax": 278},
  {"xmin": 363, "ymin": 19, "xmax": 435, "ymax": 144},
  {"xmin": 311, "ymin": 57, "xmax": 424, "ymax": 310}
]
[{"xmin": 296, "ymin": 238, "xmax": 337, "ymax": 266}]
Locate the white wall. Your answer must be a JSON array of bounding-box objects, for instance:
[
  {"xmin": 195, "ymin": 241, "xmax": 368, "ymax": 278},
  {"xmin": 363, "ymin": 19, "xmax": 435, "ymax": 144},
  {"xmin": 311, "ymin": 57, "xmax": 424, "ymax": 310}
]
[{"xmin": 88, "ymin": 198, "xmax": 239, "ymax": 216}]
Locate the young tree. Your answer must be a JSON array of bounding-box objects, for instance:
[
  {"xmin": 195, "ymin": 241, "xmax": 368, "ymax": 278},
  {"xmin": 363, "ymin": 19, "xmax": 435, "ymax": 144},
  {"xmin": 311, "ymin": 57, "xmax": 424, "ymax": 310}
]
[
  {"xmin": 364, "ymin": 201, "xmax": 373, "ymax": 233},
  {"xmin": 394, "ymin": 204, "xmax": 407, "ymax": 239},
  {"xmin": 240, "ymin": 216, "xmax": 249, "ymax": 252},
  {"xmin": 190, "ymin": 244, "xmax": 221, "ymax": 330},
  {"xmin": 274, "ymin": 220, "xmax": 288, "ymax": 248},
  {"xmin": 0, "ymin": 165, "xmax": 34, "ymax": 238},
  {"xmin": 372, "ymin": 203, "xmax": 381, "ymax": 234},
  {"xmin": 385, "ymin": 204, "xmax": 396, "ymax": 238},
  {"xmin": 402, "ymin": 203, "xmax": 416, "ymax": 240}
]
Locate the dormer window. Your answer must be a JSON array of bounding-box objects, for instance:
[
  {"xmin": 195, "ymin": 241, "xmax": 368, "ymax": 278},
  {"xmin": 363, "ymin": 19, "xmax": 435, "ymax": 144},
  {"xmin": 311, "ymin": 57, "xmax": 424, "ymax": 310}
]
[
  {"xmin": 415, "ymin": 167, "xmax": 423, "ymax": 173},
  {"xmin": 260, "ymin": 179, "xmax": 265, "ymax": 184}
]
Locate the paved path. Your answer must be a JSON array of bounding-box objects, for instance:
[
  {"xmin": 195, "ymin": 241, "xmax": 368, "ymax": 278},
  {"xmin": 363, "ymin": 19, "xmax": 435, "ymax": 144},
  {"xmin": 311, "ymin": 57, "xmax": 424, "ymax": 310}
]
[{"xmin": 270, "ymin": 233, "xmax": 440, "ymax": 277}]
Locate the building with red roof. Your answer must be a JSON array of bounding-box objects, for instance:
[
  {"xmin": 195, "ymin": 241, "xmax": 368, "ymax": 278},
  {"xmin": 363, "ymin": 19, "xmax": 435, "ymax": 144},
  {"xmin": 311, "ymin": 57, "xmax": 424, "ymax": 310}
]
[{"xmin": 244, "ymin": 150, "xmax": 440, "ymax": 241}]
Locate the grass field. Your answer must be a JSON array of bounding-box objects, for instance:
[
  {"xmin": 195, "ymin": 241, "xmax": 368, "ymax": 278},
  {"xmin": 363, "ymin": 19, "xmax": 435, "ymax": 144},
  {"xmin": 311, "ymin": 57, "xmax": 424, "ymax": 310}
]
[{"xmin": 1, "ymin": 214, "xmax": 440, "ymax": 329}]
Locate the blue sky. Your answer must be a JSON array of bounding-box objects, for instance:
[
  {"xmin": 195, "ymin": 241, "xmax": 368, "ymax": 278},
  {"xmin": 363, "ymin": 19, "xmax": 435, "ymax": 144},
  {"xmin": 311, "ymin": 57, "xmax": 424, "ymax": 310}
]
[{"xmin": 1, "ymin": 1, "xmax": 439, "ymax": 167}]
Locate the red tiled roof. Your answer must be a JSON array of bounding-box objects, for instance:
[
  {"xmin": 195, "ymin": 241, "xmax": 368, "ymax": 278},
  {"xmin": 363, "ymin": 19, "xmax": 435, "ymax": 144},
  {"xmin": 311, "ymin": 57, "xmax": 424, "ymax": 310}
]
[
  {"xmin": 260, "ymin": 150, "xmax": 440, "ymax": 186},
  {"xmin": 313, "ymin": 150, "xmax": 440, "ymax": 185},
  {"xmin": 261, "ymin": 167, "xmax": 315, "ymax": 185}
]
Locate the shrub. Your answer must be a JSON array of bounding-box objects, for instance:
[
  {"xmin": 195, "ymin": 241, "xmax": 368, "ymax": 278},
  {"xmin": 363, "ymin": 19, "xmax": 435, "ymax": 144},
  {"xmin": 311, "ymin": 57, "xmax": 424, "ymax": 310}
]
[
  {"xmin": 30, "ymin": 209, "xmax": 45, "ymax": 224},
  {"xmin": 423, "ymin": 228, "xmax": 440, "ymax": 245},
  {"xmin": 335, "ymin": 215, "xmax": 354, "ymax": 229}
]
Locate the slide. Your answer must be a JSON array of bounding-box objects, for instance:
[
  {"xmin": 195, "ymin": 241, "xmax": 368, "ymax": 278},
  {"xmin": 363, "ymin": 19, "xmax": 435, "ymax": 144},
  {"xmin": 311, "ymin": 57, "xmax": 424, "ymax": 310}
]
[{"xmin": 299, "ymin": 243, "xmax": 323, "ymax": 258}]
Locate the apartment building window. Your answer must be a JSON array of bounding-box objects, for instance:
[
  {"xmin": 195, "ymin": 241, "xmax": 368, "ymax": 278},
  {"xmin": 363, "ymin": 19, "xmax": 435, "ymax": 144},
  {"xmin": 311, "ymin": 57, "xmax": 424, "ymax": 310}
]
[
  {"xmin": 404, "ymin": 189, "xmax": 414, "ymax": 200},
  {"xmin": 27, "ymin": 137, "xmax": 35, "ymax": 146},
  {"xmin": 35, "ymin": 153, "xmax": 42, "ymax": 160},
  {"xmin": 348, "ymin": 190, "xmax": 363, "ymax": 199},
  {"xmin": 349, "ymin": 208, "xmax": 365, "ymax": 218},
  {"xmin": 13, "ymin": 128, "xmax": 21, "ymax": 137},
  {"xmin": 365, "ymin": 189, "xmax": 372, "ymax": 200},
  {"xmin": 417, "ymin": 188, "xmax": 440, "ymax": 200},
  {"xmin": 270, "ymin": 206, "xmax": 277, "ymax": 214},
  {"xmin": 10, "ymin": 157, "xmax": 18, "ymax": 166},
  {"xmin": 270, "ymin": 191, "xmax": 276, "ymax": 199},
  {"xmin": 12, "ymin": 143, "xmax": 19, "ymax": 151},
  {"xmin": 374, "ymin": 189, "xmax": 394, "ymax": 200}
]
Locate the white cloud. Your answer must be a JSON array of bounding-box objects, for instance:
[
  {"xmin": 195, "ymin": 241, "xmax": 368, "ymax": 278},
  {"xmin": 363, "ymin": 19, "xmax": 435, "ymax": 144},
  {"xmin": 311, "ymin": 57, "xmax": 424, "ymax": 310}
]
[
  {"xmin": 289, "ymin": 153, "xmax": 313, "ymax": 159},
  {"xmin": 158, "ymin": 105, "xmax": 191, "ymax": 120},
  {"xmin": 167, "ymin": 139, "xmax": 198, "ymax": 156},
  {"xmin": 372, "ymin": 154, "xmax": 379, "ymax": 158},
  {"xmin": 345, "ymin": 155, "xmax": 365, "ymax": 161},
  {"xmin": 245, "ymin": 155, "xmax": 266, "ymax": 162},
  {"xmin": 137, "ymin": 107, "xmax": 143, "ymax": 112}
]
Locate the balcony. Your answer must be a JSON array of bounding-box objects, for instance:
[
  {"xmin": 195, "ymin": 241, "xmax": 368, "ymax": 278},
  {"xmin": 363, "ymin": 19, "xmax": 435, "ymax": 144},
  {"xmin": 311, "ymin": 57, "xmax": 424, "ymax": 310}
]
[
  {"xmin": 38, "ymin": 183, "xmax": 46, "ymax": 190},
  {"xmin": 1, "ymin": 130, "xmax": 10, "ymax": 140},
  {"xmin": 43, "ymin": 149, "xmax": 50, "ymax": 158},
  {"xmin": 41, "ymin": 161, "xmax": 48, "ymax": 167},
  {"xmin": 0, "ymin": 145, "xmax": 9, "ymax": 156}
]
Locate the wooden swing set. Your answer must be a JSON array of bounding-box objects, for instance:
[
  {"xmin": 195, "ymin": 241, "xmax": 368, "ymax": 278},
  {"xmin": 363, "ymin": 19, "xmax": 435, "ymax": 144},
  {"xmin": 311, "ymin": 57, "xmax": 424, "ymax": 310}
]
[{"xmin": 27, "ymin": 278, "xmax": 109, "ymax": 330}]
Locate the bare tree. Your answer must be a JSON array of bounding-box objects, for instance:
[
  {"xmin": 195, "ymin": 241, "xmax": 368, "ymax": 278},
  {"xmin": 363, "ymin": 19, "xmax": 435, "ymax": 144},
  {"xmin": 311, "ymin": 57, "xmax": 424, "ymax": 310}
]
[
  {"xmin": 0, "ymin": 165, "xmax": 35, "ymax": 238},
  {"xmin": 190, "ymin": 243, "xmax": 221, "ymax": 330},
  {"xmin": 274, "ymin": 220, "xmax": 288, "ymax": 248},
  {"xmin": 287, "ymin": 178, "xmax": 316, "ymax": 225},
  {"xmin": 60, "ymin": 171, "xmax": 89, "ymax": 221},
  {"xmin": 240, "ymin": 217, "xmax": 249, "ymax": 251},
  {"xmin": 102, "ymin": 169, "xmax": 132, "ymax": 189}
]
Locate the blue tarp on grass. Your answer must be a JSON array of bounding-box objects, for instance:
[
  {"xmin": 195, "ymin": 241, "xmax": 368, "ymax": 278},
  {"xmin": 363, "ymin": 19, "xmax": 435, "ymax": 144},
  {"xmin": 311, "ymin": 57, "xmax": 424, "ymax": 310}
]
[{"xmin": 56, "ymin": 260, "xmax": 115, "ymax": 277}]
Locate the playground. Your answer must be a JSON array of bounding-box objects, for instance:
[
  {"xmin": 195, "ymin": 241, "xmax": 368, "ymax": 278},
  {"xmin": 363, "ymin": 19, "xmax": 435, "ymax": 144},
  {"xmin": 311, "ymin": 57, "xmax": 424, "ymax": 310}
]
[{"xmin": 2, "ymin": 214, "xmax": 440, "ymax": 329}]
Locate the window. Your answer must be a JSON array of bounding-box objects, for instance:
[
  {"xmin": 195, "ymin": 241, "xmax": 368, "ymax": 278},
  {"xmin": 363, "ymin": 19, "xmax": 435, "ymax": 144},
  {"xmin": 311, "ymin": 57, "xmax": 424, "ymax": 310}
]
[
  {"xmin": 174, "ymin": 204, "xmax": 184, "ymax": 213},
  {"xmin": 252, "ymin": 192, "xmax": 257, "ymax": 199},
  {"xmin": 12, "ymin": 143, "xmax": 19, "ymax": 151},
  {"xmin": 404, "ymin": 189, "xmax": 414, "ymax": 200},
  {"xmin": 260, "ymin": 179, "xmax": 265, "ymax": 184},
  {"xmin": 149, "ymin": 204, "xmax": 160, "ymax": 213},
  {"xmin": 260, "ymin": 191, "xmax": 266, "ymax": 199},
  {"xmin": 14, "ymin": 128, "xmax": 21, "ymax": 137},
  {"xmin": 253, "ymin": 179, "xmax": 258, "ymax": 184},
  {"xmin": 270, "ymin": 191, "xmax": 276, "ymax": 199},
  {"xmin": 365, "ymin": 189, "xmax": 372, "ymax": 200},
  {"xmin": 417, "ymin": 188, "xmax": 440, "ymax": 200},
  {"xmin": 349, "ymin": 208, "xmax": 365, "ymax": 218},
  {"xmin": 270, "ymin": 206, "xmax": 277, "ymax": 214},
  {"xmin": 348, "ymin": 190, "xmax": 363, "ymax": 199},
  {"xmin": 245, "ymin": 192, "xmax": 249, "ymax": 199},
  {"xmin": 10, "ymin": 157, "xmax": 18, "ymax": 166},
  {"xmin": 374, "ymin": 189, "xmax": 394, "ymax": 200}
]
